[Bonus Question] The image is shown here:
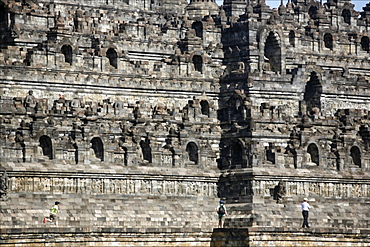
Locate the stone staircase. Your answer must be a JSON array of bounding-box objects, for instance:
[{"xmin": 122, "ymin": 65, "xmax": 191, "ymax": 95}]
[
  {"xmin": 225, "ymin": 195, "xmax": 370, "ymax": 229},
  {"xmin": 0, "ymin": 192, "xmax": 220, "ymax": 231},
  {"xmin": 3, "ymin": 190, "xmax": 370, "ymax": 231}
]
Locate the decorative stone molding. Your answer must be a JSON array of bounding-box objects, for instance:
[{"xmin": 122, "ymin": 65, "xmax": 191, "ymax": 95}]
[
  {"xmin": 9, "ymin": 175, "xmax": 218, "ymax": 197},
  {"xmin": 253, "ymin": 180, "xmax": 370, "ymax": 198}
]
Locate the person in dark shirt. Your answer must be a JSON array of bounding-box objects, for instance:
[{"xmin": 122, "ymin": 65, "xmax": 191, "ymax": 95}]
[{"xmin": 215, "ymin": 200, "xmax": 228, "ymax": 228}]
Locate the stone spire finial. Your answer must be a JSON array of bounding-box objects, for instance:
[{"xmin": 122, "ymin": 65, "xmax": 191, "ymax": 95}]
[{"xmin": 279, "ymin": 0, "xmax": 287, "ymax": 15}]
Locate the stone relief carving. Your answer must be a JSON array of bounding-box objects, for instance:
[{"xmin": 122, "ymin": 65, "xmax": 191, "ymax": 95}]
[
  {"xmin": 0, "ymin": 171, "xmax": 9, "ymax": 201},
  {"xmin": 261, "ymin": 180, "xmax": 370, "ymax": 198},
  {"xmin": 8, "ymin": 176, "xmax": 217, "ymax": 197},
  {"xmin": 24, "ymin": 90, "xmax": 37, "ymax": 108},
  {"xmin": 219, "ymin": 179, "xmax": 370, "ymax": 199},
  {"xmin": 273, "ymin": 181, "xmax": 286, "ymax": 203}
]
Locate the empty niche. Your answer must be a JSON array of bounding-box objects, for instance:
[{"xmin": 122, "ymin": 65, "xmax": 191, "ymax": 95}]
[
  {"xmin": 342, "ymin": 9, "xmax": 351, "ymax": 25},
  {"xmin": 192, "ymin": 21, "xmax": 203, "ymax": 38},
  {"xmin": 308, "ymin": 6, "xmax": 318, "ymax": 19},
  {"xmin": 192, "ymin": 55, "xmax": 203, "ymax": 73},
  {"xmin": 39, "ymin": 135, "xmax": 53, "ymax": 159},
  {"xmin": 61, "ymin": 45, "xmax": 73, "ymax": 64},
  {"xmin": 186, "ymin": 142, "xmax": 199, "ymax": 165},
  {"xmin": 140, "ymin": 139, "xmax": 152, "ymax": 163},
  {"xmin": 289, "ymin": 30, "xmax": 295, "ymax": 47},
  {"xmin": 265, "ymin": 143, "xmax": 276, "ymax": 164},
  {"xmin": 324, "ymin": 33, "xmax": 333, "ymax": 50},
  {"xmin": 200, "ymin": 100, "xmax": 210, "ymax": 116},
  {"xmin": 231, "ymin": 142, "xmax": 243, "ymax": 168},
  {"xmin": 264, "ymin": 31, "xmax": 281, "ymax": 72},
  {"xmin": 304, "ymin": 72, "xmax": 322, "ymax": 113},
  {"xmin": 91, "ymin": 137, "xmax": 104, "ymax": 161},
  {"xmin": 361, "ymin": 36, "xmax": 369, "ymax": 52},
  {"xmin": 350, "ymin": 146, "xmax": 361, "ymax": 167},
  {"xmin": 107, "ymin": 48, "xmax": 118, "ymax": 69}
]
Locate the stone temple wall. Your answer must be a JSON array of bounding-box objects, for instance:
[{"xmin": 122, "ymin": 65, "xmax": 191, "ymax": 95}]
[
  {"xmin": 0, "ymin": 0, "xmax": 222, "ymax": 235},
  {"xmin": 2, "ymin": 0, "xmax": 370, "ymax": 245},
  {"xmin": 217, "ymin": 0, "xmax": 370, "ymax": 231}
]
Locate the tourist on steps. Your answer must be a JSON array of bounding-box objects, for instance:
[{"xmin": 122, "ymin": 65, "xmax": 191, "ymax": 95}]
[
  {"xmin": 301, "ymin": 198, "xmax": 311, "ymax": 228},
  {"xmin": 216, "ymin": 200, "xmax": 228, "ymax": 228},
  {"xmin": 43, "ymin": 201, "xmax": 61, "ymax": 226}
]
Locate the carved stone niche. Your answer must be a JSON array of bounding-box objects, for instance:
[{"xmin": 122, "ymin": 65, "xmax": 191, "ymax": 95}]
[{"xmin": 0, "ymin": 171, "xmax": 9, "ymax": 201}]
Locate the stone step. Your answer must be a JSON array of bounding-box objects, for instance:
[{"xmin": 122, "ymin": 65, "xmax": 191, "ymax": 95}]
[
  {"xmin": 1, "ymin": 193, "xmax": 220, "ymax": 230},
  {"xmin": 224, "ymin": 196, "xmax": 370, "ymax": 229}
]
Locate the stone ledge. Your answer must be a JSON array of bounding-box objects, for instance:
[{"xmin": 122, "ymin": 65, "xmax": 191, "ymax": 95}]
[
  {"xmin": 211, "ymin": 227, "xmax": 370, "ymax": 247},
  {"xmin": 213, "ymin": 227, "xmax": 370, "ymax": 234},
  {"xmin": 0, "ymin": 228, "xmax": 214, "ymax": 247},
  {"xmin": 0, "ymin": 163, "xmax": 219, "ymax": 178},
  {"xmin": 3, "ymin": 226, "xmax": 370, "ymax": 235},
  {"xmin": 3, "ymin": 227, "xmax": 370, "ymax": 247},
  {"xmin": 1, "ymin": 227, "xmax": 211, "ymax": 235}
]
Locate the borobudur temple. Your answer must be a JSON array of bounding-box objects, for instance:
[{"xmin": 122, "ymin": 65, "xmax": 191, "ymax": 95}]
[{"xmin": 2, "ymin": 0, "xmax": 370, "ymax": 246}]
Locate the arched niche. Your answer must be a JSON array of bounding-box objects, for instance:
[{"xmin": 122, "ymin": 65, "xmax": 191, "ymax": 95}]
[
  {"xmin": 307, "ymin": 143, "xmax": 319, "ymax": 166},
  {"xmin": 140, "ymin": 139, "xmax": 152, "ymax": 163},
  {"xmin": 264, "ymin": 31, "xmax": 281, "ymax": 73},
  {"xmin": 289, "ymin": 30, "xmax": 295, "ymax": 47},
  {"xmin": 304, "ymin": 71, "xmax": 322, "ymax": 113},
  {"xmin": 61, "ymin": 45, "xmax": 73, "ymax": 64},
  {"xmin": 308, "ymin": 6, "xmax": 318, "ymax": 19},
  {"xmin": 122, "ymin": 146, "xmax": 128, "ymax": 166},
  {"xmin": 230, "ymin": 142, "xmax": 244, "ymax": 168},
  {"xmin": 227, "ymin": 97, "xmax": 241, "ymax": 122},
  {"xmin": 91, "ymin": 137, "xmax": 104, "ymax": 161},
  {"xmin": 200, "ymin": 100, "xmax": 210, "ymax": 116},
  {"xmin": 170, "ymin": 148, "xmax": 176, "ymax": 167},
  {"xmin": 15, "ymin": 131, "xmax": 26, "ymax": 162},
  {"xmin": 342, "ymin": 9, "xmax": 351, "ymax": 25},
  {"xmin": 361, "ymin": 36, "xmax": 369, "ymax": 52},
  {"xmin": 192, "ymin": 21, "xmax": 203, "ymax": 38},
  {"xmin": 107, "ymin": 48, "xmax": 118, "ymax": 69},
  {"xmin": 192, "ymin": 55, "xmax": 203, "ymax": 73},
  {"xmin": 186, "ymin": 142, "xmax": 199, "ymax": 165},
  {"xmin": 324, "ymin": 33, "xmax": 333, "ymax": 50},
  {"xmin": 350, "ymin": 146, "xmax": 361, "ymax": 167},
  {"xmin": 0, "ymin": 4, "xmax": 6, "ymax": 23},
  {"xmin": 265, "ymin": 143, "xmax": 276, "ymax": 164},
  {"xmin": 39, "ymin": 135, "xmax": 53, "ymax": 159}
]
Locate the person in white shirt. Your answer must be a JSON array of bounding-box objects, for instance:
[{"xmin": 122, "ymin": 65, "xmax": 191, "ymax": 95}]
[{"xmin": 301, "ymin": 198, "xmax": 311, "ymax": 228}]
